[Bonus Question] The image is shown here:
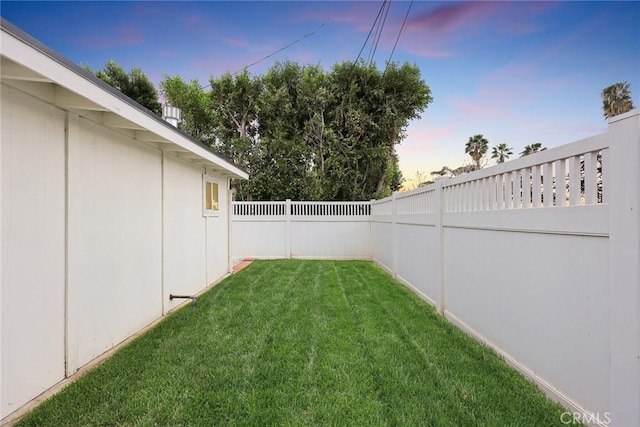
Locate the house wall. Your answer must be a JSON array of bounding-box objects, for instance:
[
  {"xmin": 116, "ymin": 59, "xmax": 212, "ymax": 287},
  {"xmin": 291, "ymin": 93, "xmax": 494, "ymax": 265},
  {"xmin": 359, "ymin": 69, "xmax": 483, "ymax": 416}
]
[
  {"xmin": 206, "ymin": 178, "xmax": 230, "ymax": 286},
  {"xmin": 162, "ymin": 154, "xmax": 207, "ymax": 313},
  {"xmin": 1, "ymin": 85, "xmax": 66, "ymax": 419},
  {"xmin": 66, "ymin": 115, "xmax": 163, "ymax": 373},
  {"xmin": 0, "ymin": 82, "xmax": 234, "ymax": 420}
]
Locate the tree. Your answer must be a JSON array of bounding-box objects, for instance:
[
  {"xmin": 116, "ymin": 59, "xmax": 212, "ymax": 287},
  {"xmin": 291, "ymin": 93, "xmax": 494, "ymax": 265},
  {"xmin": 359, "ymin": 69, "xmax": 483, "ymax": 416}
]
[
  {"xmin": 162, "ymin": 71, "xmax": 263, "ymax": 199},
  {"xmin": 89, "ymin": 60, "xmax": 161, "ymax": 115},
  {"xmin": 208, "ymin": 69, "xmax": 263, "ymax": 165},
  {"xmin": 325, "ymin": 60, "xmax": 432, "ymax": 200},
  {"xmin": 491, "ymin": 143, "xmax": 513, "ymax": 164},
  {"xmin": 519, "ymin": 143, "xmax": 546, "ymax": 157},
  {"xmin": 405, "ymin": 170, "xmax": 431, "ymax": 190},
  {"xmin": 160, "ymin": 60, "xmax": 432, "ymax": 201},
  {"xmin": 430, "ymin": 166, "xmax": 452, "ymax": 177},
  {"xmin": 465, "ymin": 134, "xmax": 489, "ymax": 168},
  {"xmin": 451, "ymin": 164, "xmax": 479, "ymax": 176},
  {"xmin": 160, "ymin": 76, "xmax": 215, "ymax": 145},
  {"xmin": 601, "ymin": 82, "xmax": 634, "ymax": 119}
]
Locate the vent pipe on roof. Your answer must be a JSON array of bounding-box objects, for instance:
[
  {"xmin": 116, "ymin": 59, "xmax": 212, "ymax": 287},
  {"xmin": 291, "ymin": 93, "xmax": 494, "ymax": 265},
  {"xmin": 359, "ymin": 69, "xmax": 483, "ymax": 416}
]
[{"xmin": 162, "ymin": 104, "xmax": 182, "ymax": 127}]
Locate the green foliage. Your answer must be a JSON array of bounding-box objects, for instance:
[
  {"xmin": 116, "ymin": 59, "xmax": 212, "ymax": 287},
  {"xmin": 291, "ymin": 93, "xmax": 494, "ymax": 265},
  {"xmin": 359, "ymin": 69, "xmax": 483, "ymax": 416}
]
[
  {"xmin": 160, "ymin": 60, "xmax": 432, "ymax": 200},
  {"xmin": 90, "ymin": 60, "xmax": 161, "ymax": 115},
  {"xmin": 16, "ymin": 260, "xmax": 577, "ymax": 427},
  {"xmin": 465, "ymin": 134, "xmax": 489, "ymax": 168},
  {"xmin": 601, "ymin": 82, "xmax": 634, "ymax": 119},
  {"xmin": 519, "ymin": 142, "xmax": 547, "ymax": 157},
  {"xmin": 491, "ymin": 143, "xmax": 513, "ymax": 164},
  {"xmin": 160, "ymin": 76, "xmax": 215, "ymax": 145}
]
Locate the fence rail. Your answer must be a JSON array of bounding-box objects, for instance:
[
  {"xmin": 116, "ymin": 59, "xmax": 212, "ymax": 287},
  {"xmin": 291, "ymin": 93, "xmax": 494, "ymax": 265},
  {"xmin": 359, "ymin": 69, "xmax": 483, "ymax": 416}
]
[
  {"xmin": 233, "ymin": 201, "xmax": 287, "ymax": 216},
  {"xmin": 233, "ymin": 200, "xmax": 371, "ymax": 217}
]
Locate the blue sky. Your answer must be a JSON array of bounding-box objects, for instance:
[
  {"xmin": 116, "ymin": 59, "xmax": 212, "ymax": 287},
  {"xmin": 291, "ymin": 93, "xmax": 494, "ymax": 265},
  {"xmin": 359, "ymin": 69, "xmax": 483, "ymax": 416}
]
[{"xmin": 2, "ymin": 1, "xmax": 639, "ymax": 186}]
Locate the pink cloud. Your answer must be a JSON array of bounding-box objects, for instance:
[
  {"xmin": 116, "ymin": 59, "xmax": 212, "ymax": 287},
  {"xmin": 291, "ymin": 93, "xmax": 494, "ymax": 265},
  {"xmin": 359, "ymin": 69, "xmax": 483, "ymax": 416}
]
[
  {"xmin": 407, "ymin": 2, "xmax": 496, "ymax": 34},
  {"xmin": 182, "ymin": 13, "xmax": 203, "ymax": 27},
  {"xmin": 398, "ymin": 125, "xmax": 454, "ymax": 154},
  {"xmin": 399, "ymin": 31, "xmax": 456, "ymax": 58},
  {"xmin": 295, "ymin": 7, "xmax": 370, "ymax": 25},
  {"xmin": 157, "ymin": 49, "xmax": 182, "ymax": 59},
  {"xmin": 400, "ymin": 1, "xmax": 555, "ymax": 58},
  {"xmin": 77, "ymin": 24, "xmax": 144, "ymax": 49},
  {"xmin": 448, "ymin": 94, "xmax": 508, "ymax": 120},
  {"xmin": 224, "ymin": 37, "xmax": 249, "ymax": 48},
  {"xmin": 397, "ymin": 145, "xmax": 433, "ymax": 154}
]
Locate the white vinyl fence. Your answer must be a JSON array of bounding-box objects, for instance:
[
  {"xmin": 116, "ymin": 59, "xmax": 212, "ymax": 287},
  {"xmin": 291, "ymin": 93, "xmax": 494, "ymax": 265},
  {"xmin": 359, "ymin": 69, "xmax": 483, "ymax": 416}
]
[
  {"xmin": 231, "ymin": 200, "xmax": 371, "ymax": 264},
  {"xmin": 230, "ymin": 110, "xmax": 640, "ymax": 426}
]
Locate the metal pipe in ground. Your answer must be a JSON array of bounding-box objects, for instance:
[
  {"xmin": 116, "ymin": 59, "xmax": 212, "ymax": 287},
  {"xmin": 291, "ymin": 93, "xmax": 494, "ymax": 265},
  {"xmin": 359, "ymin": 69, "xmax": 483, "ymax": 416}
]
[{"xmin": 169, "ymin": 294, "xmax": 197, "ymax": 307}]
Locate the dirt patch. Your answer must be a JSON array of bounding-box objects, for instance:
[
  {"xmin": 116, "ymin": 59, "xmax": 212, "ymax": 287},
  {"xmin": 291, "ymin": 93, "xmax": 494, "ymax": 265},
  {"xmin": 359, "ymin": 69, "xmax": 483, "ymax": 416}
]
[{"xmin": 232, "ymin": 258, "xmax": 256, "ymax": 274}]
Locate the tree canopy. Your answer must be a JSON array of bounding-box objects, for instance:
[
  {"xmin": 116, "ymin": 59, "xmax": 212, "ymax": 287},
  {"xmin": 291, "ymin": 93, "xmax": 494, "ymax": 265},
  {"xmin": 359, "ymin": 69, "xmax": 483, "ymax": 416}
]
[
  {"xmin": 87, "ymin": 60, "xmax": 162, "ymax": 115},
  {"xmin": 162, "ymin": 60, "xmax": 432, "ymax": 200},
  {"xmin": 491, "ymin": 143, "xmax": 513, "ymax": 164},
  {"xmin": 601, "ymin": 82, "xmax": 634, "ymax": 119},
  {"xmin": 520, "ymin": 143, "xmax": 546, "ymax": 157},
  {"xmin": 465, "ymin": 134, "xmax": 489, "ymax": 168}
]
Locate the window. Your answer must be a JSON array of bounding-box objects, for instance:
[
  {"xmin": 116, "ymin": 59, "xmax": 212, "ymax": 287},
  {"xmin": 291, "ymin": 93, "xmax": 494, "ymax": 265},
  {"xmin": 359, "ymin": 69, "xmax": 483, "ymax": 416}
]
[{"xmin": 203, "ymin": 176, "xmax": 219, "ymax": 216}]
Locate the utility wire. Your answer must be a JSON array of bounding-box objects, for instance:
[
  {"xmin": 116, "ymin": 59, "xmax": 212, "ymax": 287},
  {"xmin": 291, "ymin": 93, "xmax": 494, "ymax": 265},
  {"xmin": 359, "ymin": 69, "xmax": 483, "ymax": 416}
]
[
  {"xmin": 384, "ymin": 0, "xmax": 413, "ymax": 75},
  {"xmin": 369, "ymin": 0, "xmax": 391, "ymax": 67},
  {"xmin": 201, "ymin": 20, "xmax": 328, "ymax": 89},
  {"xmin": 366, "ymin": 1, "xmax": 386, "ymax": 64},
  {"xmin": 242, "ymin": 20, "xmax": 328, "ymax": 72},
  {"xmin": 354, "ymin": 0, "xmax": 388, "ymax": 65}
]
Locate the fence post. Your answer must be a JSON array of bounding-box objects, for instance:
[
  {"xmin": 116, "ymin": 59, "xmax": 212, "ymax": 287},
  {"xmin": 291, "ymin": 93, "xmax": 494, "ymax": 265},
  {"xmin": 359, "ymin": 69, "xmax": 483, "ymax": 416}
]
[
  {"xmin": 608, "ymin": 110, "xmax": 640, "ymax": 426},
  {"xmin": 392, "ymin": 192, "xmax": 398, "ymax": 278},
  {"xmin": 285, "ymin": 199, "xmax": 292, "ymax": 259},
  {"xmin": 369, "ymin": 199, "xmax": 375, "ymax": 260},
  {"xmin": 434, "ymin": 177, "xmax": 446, "ymax": 315},
  {"xmin": 227, "ymin": 185, "xmax": 235, "ymax": 273}
]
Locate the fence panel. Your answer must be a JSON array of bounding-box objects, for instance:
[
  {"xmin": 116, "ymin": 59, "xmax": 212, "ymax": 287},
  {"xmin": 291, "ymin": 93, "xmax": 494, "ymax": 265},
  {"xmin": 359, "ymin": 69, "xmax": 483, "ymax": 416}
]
[{"xmin": 232, "ymin": 200, "xmax": 371, "ymax": 263}]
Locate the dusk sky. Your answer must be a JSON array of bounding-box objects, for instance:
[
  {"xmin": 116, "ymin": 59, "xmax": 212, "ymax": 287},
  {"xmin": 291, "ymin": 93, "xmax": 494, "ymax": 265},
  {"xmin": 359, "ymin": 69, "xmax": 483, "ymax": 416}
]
[{"xmin": 2, "ymin": 1, "xmax": 639, "ymax": 186}]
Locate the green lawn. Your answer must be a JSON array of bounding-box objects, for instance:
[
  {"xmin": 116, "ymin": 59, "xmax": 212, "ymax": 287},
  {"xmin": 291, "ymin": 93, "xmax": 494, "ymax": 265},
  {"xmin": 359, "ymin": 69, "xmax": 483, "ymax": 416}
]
[{"xmin": 17, "ymin": 260, "xmax": 577, "ymax": 426}]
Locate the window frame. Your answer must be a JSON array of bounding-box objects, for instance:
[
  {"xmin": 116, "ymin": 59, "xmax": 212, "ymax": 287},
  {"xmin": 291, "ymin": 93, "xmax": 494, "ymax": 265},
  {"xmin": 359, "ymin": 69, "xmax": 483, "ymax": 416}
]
[{"xmin": 203, "ymin": 175, "xmax": 220, "ymax": 217}]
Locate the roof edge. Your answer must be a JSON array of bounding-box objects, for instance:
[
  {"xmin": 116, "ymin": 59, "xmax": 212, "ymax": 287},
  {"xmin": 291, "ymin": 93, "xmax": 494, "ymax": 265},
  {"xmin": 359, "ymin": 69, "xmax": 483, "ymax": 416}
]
[{"xmin": 0, "ymin": 17, "xmax": 248, "ymax": 179}]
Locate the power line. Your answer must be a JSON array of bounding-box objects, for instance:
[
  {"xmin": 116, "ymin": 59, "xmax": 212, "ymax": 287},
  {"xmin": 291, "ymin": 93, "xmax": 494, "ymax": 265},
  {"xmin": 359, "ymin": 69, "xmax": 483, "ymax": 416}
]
[
  {"xmin": 354, "ymin": 1, "xmax": 387, "ymax": 65},
  {"xmin": 369, "ymin": 0, "xmax": 391, "ymax": 67},
  {"xmin": 201, "ymin": 20, "xmax": 328, "ymax": 89},
  {"xmin": 241, "ymin": 20, "xmax": 328, "ymax": 72},
  {"xmin": 384, "ymin": 0, "xmax": 413, "ymax": 75}
]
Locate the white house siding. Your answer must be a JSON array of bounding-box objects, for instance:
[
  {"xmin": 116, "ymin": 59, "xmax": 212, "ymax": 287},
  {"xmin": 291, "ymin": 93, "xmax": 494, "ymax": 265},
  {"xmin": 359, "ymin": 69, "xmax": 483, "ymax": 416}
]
[
  {"xmin": 66, "ymin": 116, "xmax": 163, "ymax": 373},
  {"xmin": 206, "ymin": 182, "xmax": 230, "ymax": 286},
  {"xmin": 1, "ymin": 85, "xmax": 66, "ymax": 417},
  {"xmin": 162, "ymin": 154, "xmax": 207, "ymax": 313},
  {"xmin": 0, "ymin": 83, "xmax": 239, "ymax": 420}
]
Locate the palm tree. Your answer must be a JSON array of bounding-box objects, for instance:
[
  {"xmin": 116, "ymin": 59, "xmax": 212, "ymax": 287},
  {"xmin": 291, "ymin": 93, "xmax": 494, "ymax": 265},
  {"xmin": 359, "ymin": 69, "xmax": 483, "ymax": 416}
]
[
  {"xmin": 601, "ymin": 82, "xmax": 635, "ymax": 119},
  {"xmin": 430, "ymin": 166, "xmax": 452, "ymax": 177},
  {"xmin": 519, "ymin": 142, "xmax": 546, "ymax": 157},
  {"xmin": 491, "ymin": 143, "xmax": 513, "ymax": 164},
  {"xmin": 465, "ymin": 134, "xmax": 489, "ymax": 168}
]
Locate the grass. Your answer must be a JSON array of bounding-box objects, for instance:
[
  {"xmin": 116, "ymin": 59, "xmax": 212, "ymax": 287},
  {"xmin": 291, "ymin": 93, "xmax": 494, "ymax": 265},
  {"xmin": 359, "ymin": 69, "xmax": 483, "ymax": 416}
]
[{"xmin": 17, "ymin": 260, "xmax": 577, "ymax": 426}]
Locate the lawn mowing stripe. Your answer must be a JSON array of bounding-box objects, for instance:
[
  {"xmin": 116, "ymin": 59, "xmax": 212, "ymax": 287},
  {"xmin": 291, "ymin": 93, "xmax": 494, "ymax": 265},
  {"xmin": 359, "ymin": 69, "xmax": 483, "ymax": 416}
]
[{"xmin": 16, "ymin": 260, "xmax": 581, "ymax": 427}]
